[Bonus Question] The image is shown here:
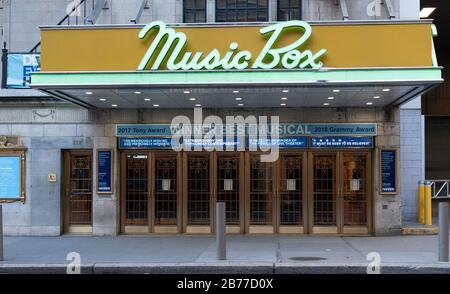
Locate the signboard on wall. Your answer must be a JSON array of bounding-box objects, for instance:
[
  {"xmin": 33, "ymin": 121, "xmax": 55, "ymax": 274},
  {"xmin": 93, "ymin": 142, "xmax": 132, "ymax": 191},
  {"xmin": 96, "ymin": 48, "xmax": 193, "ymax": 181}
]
[
  {"xmin": 379, "ymin": 149, "xmax": 398, "ymax": 194},
  {"xmin": 0, "ymin": 156, "xmax": 21, "ymax": 200},
  {"xmin": 96, "ymin": 149, "xmax": 113, "ymax": 194},
  {"xmin": 7, "ymin": 53, "xmax": 41, "ymax": 89},
  {"xmin": 310, "ymin": 136, "xmax": 373, "ymax": 148},
  {"xmin": 116, "ymin": 123, "xmax": 377, "ymax": 137},
  {"xmin": 248, "ymin": 137, "xmax": 308, "ymax": 149}
]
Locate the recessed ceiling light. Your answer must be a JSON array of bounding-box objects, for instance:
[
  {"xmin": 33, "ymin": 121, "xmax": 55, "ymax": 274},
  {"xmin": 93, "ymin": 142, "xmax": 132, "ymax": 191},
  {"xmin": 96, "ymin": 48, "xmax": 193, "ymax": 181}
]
[
  {"xmin": 328, "ymin": 97, "xmax": 335, "ymax": 100},
  {"xmin": 99, "ymin": 98, "xmax": 106, "ymax": 102},
  {"xmin": 281, "ymin": 97, "xmax": 288, "ymax": 100},
  {"xmin": 134, "ymin": 91, "xmax": 142, "ymax": 95},
  {"xmin": 153, "ymin": 104, "xmax": 159, "ymax": 107},
  {"xmin": 332, "ymin": 89, "xmax": 340, "ymax": 93},
  {"xmin": 237, "ymin": 103, "xmax": 244, "ymax": 106},
  {"xmin": 189, "ymin": 97, "xmax": 196, "ymax": 101},
  {"xmin": 111, "ymin": 104, "xmax": 118, "ymax": 107},
  {"xmin": 382, "ymin": 88, "xmax": 391, "ymax": 92},
  {"xmin": 235, "ymin": 97, "xmax": 242, "ymax": 101},
  {"xmin": 323, "ymin": 102, "xmax": 330, "ymax": 106},
  {"xmin": 85, "ymin": 91, "xmax": 93, "ymax": 95},
  {"xmin": 366, "ymin": 102, "xmax": 373, "ymax": 105},
  {"xmin": 420, "ymin": 7, "xmax": 436, "ymax": 18},
  {"xmin": 144, "ymin": 98, "xmax": 151, "ymax": 101},
  {"xmin": 373, "ymin": 96, "xmax": 380, "ymax": 99},
  {"xmin": 282, "ymin": 89, "xmax": 289, "ymax": 93},
  {"xmin": 195, "ymin": 104, "xmax": 202, "ymax": 107},
  {"xmin": 233, "ymin": 90, "xmax": 240, "ymax": 94},
  {"xmin": 280, "ymin": 103, "xmax": 286, "ymax": 106},
  {"xmin": 183, "ymin": 90, "xmax": 190, "ymax": 94}
]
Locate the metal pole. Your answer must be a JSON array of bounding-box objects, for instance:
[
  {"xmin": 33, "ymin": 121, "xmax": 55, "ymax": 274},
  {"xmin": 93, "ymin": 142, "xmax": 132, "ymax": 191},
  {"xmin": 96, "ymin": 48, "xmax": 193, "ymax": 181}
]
[
  {"xmin": 216, "ymin": 202, "xmax": 226, "ymax": 260},
  {"xmin": 424, "ymin": 181, "xmax": 433, "ymax": 225},
  {"xmin": 418, "ymin": 180, "xmax": 425, "ymax": 224},
  {"xmin": 438, "ymin": 201, "xmax": 449, "ymax": 262},
  {"xmin": 0, "ymin": 205, "xmax": 3, "ymax": 261}
]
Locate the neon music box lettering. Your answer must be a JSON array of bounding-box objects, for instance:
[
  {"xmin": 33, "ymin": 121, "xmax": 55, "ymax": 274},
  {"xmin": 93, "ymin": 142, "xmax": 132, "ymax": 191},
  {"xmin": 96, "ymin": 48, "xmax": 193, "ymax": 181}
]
[{"xmin": 137, "ymin": 21, "xmax": 327, "ymax": 71}]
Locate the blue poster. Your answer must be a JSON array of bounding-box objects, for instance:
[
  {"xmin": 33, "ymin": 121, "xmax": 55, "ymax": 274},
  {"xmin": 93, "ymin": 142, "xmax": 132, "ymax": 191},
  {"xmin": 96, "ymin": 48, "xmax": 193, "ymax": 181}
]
[
  {"xmin": 183, "ymin": 137, "xmax": 244, "ymax": 150},
  {"xmin": 119, "ymin": 137, "xmax": 173, "ymax": 149},
  {"xmin": 7, "ymin": 53, "xmax": 41, "ymax": 89},
  {"xmin": 97, "ymin": 150, "xmax": 112, "ymax": 193},
  {"xmin": 248, "ymin": 137, "xmax": 308, "ymax": 149},
  {"xmin": 310, "ymin": 136, "xmax": 373, "ymax": 148},
  {"xmin": 380, "ymin": 150, "xmax": 397, "ymax": 193},
  {"xmin": 119, "ymin": 137, "xmax": 244, "ymax": 150},
  {"xmin": 0, "ymin": 156, "xmax": 21, "ymax": 199}
]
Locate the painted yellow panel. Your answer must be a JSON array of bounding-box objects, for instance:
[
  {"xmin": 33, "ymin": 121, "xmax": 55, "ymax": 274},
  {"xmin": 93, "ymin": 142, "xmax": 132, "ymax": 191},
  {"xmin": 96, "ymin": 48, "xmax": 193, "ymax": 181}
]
[{"xmin": 40, "ymin": 22, "xmax": 433, "ymax": 71}]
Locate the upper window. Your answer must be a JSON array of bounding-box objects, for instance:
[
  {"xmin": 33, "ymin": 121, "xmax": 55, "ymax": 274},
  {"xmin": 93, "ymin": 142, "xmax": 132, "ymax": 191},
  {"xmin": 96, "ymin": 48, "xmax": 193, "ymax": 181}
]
[
  {"xmin": 184, "ymin": 0, "xmax": 207, "ymax": 23},
  {"xmin": 278, "ymin": 0, "xmax": 302, "ymax": 21},
  {"xmin": 216, "ymin": 0, "xmax": 268, "ymax": 22}
]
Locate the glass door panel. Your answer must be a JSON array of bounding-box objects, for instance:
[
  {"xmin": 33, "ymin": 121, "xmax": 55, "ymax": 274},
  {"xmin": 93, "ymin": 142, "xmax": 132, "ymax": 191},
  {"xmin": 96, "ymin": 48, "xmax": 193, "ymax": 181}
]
[
  {"xmin": 249, "ymin": 156, "xmax": 273, "ymax": 225},
  {"xmin": 280, "ymin": 154, "xmax": 303, "ymax": 226},
  {"xmin": 154, "ymin": 155, "xmax": 177, "ymax": 225},
  {"xmin": 217, "ymin": 155, "xmax": 240, "ymax": 225},
  {"xmin": 187, "ymin": 155, "xmax": 210, "ymax": 225},
  {"xmin": 67, "ymin": 152, "xmax": 92, "ymax": 226},
  {"xmin": 342, "ymin": 154, "xmax": 368, "ymax": 227},
  {"xmin": 312, "ymin": 154, "xmax": 337, "ymax": 227},
  {"xmin": 125, "ymin": 154, "xmax": 149, "ymax": 225}
]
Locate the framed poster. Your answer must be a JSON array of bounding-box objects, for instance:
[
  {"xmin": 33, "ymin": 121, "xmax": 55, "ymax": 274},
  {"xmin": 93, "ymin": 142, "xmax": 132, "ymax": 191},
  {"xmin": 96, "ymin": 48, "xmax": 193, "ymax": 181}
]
[
  {"xmin": 0, "ymin": 151, "xmax": 26, "ymax": 203},
  {"xmin": 379, "ymin": 149, "xmax": 399, "ymax": 195},
  {"xmin": 96, "ymin": 149, "xmax": 114, "ymax": 194}
]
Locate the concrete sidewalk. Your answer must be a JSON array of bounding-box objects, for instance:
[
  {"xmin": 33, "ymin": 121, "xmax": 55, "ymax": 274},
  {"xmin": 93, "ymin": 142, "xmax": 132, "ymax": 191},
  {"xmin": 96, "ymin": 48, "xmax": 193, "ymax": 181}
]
[{"xmin": 1, "ymin": 235, "xmax": 450, "ymax": 274}]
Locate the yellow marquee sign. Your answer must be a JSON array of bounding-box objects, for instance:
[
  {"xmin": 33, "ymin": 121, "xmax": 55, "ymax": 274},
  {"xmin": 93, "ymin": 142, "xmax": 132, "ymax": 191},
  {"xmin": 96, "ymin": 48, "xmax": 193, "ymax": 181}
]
[{"xmin": 39, "ymin": 21, "xmax": 434, "ymax": 72}]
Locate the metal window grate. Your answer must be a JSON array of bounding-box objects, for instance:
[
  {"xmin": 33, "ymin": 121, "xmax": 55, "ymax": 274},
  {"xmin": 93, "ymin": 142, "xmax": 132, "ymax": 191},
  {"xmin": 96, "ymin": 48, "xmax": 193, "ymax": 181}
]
[
  {"xmin": 155, "ymin": 156, "xmax": 177, "ymax": 225},
  {"xmin": 313, "ymin": 155, "xmax": 336, "ymax": 226},
  {"xmin": 69, "ymin": 154, "xmax": 92, "ymax": 225},
  {"xmin": 187, "ymin": 155, "xmax": 210, "ymax": 225},
  {"xmin": 184, "ymin": 0, "xmax": 207, "ymax": 23},
  {"xmin": 217, "ymin": 155, "xmax": 240, "ymax": 225},
  {"xmin": 250, "ymin": 156, "xmax": 273, "ymax": 225},
  {"xmin": 280, "ymin": 155, "xmax": 302, "ymax": 225},
  {"xmin": 125, "ymin": 154, "xmax": 148, "ymax": 225},
  {"xmin": 216, "ymin": 0, "xmax": 268, "ymax": 22},
  {"xmin": 343, "ymin": 155, "xmax": 367, "ymax": 226},
  {"xmin": 277, "ymin": 0, "xmax": 302, "ymax": 21}
]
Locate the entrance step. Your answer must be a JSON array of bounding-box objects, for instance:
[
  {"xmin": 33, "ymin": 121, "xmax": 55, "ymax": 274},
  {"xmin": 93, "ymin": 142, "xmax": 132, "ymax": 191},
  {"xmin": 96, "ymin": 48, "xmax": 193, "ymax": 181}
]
[{"xmin": 401, "ymin": 222, "xmax": 438, "ymax": 235}]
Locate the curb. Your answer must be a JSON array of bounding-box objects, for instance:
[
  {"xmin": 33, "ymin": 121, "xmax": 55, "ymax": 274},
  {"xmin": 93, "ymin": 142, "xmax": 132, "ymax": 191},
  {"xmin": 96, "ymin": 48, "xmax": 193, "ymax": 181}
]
[{"xmin": 0, "ymin": 262, "xmax": 449, "ymax": 274}]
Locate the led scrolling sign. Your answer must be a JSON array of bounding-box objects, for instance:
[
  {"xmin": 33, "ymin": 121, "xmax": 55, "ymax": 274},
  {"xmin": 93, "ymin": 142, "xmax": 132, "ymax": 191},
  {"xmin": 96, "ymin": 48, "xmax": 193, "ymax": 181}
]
[{"xmin": 137, "ymin": 21, "xmax": 327, "ymax": 71}]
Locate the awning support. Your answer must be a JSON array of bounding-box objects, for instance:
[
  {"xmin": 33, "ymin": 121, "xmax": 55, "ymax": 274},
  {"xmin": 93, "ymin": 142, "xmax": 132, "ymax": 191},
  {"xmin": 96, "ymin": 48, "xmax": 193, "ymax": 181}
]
[
  {"xmin": 86, "ymin": 0, "xmax": 108, "ymax": 24},
  {"xmin": 383, "ymin": 0, "xmax": 396, "ymax": 19},
  {"xmin": 131, "ymin": 0, "xmax": 149, "ymax": 24},
  {"xmin": 339, "ymin": 0, "xmax": 349, "ymax": 21}
]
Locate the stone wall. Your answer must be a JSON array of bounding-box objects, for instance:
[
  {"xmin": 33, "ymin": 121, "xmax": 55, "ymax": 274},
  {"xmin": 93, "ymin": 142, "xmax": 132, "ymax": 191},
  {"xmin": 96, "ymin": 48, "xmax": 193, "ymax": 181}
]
[{"xmin": 0, "ymin": 106, "xmax": 401, "ymax": 236}]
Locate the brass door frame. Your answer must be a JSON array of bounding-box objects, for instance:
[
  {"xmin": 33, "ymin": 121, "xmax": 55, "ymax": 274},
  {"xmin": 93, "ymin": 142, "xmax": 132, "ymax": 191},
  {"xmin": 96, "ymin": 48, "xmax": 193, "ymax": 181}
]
[
  {"xmin": 215, "ymin": 151, "xmax": 245, "ymax": 233},
  {"xmin": 120, "ymin": 150, "xmax": 150, "ymax": 234},
  {"xmin": 277, "ymin": 151, "xmax": 308, "ymax": 234},
  {"xmin": 183, "ymin": 152, "xmax": 214, "ymax": 233},
  {"xmin": 307, "ymin": 150, "xmax": 372, "ymax": 235},
  {"xmin": 340, "ymin": 151, "xmax": 373, "ymax": 235},
  {"xmin": 63, "ymin": 149, "xmax": 93, "ymax": 234},
  {"xmin": 245, "ymin": 152, "xmax": 278, "ymax": 234},
  {"xmin": 120, "ymin": 150, "xmax": 182, "ymax": 234},
  {"xmin": 152, "ymin": 151, "xmax": 182, "ymax": 233}
]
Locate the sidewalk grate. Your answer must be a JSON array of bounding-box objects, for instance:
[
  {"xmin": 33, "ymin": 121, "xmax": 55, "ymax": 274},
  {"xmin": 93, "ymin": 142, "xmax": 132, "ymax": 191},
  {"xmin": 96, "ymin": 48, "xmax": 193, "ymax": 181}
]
[{"xmin": 289, "ymin": 257, "xmax": 327, "ymax": 261}]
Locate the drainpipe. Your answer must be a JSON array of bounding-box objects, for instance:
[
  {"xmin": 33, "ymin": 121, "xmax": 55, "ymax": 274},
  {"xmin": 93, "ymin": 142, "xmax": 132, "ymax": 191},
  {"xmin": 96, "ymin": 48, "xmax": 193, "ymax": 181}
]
[{"xmin": 1, "ymin": 42, "xmax": 7, "ymax": 89}]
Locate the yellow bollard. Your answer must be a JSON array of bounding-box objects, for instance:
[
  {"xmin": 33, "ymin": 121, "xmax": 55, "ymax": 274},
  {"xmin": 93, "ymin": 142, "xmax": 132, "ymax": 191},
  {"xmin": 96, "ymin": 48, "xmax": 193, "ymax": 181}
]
[
  {"xmin": 418, "ymin": 180, "xmax": 425, "ymax": 224},
  {"xmin": 424, "ymin": 181, "xmax": 432, "ymax": 226}
]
